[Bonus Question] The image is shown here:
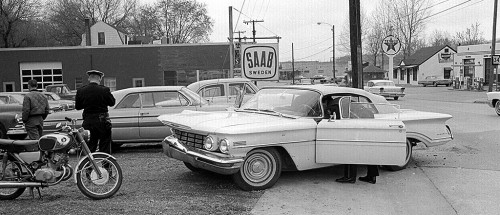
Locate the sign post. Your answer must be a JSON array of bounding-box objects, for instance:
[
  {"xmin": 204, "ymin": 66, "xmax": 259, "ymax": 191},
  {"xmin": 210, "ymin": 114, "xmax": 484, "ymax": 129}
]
[{"xmin": 381, "ymin": 35, "xmax": 401, "ymax": 83}]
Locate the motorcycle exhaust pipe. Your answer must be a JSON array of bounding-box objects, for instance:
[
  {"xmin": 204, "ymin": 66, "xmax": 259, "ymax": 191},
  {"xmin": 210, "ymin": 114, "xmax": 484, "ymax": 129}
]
[{"xmin": 0, "ymin": 181, "xmax": 45, "ymax": 188}]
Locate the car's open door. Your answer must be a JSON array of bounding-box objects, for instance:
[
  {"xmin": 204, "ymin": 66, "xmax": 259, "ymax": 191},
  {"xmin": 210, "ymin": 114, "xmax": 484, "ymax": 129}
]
[{"xmin": 316, "ymin": 97, "xmax": 408, "ymax": 165}]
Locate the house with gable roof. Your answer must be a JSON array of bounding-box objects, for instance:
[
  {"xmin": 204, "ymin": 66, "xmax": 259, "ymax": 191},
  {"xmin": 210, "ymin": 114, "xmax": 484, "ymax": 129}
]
[
  {"xmin": 80, "ymin": 20, "xmax": 129, "ymax": 46},
  {"xmin": 393, "ymin": 45, "xmax": 456, "ymax": 85}
]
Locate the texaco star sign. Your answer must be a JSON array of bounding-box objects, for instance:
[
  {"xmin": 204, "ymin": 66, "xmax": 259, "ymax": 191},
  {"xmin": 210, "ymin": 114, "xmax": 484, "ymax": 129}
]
[{"xmin": 381, "ymin": 35, "xmax": 401, "ymax": 55}]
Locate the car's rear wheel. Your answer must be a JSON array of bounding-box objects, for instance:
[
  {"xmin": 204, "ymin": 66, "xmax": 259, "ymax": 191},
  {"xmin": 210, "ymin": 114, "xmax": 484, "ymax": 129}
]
[
  {"xmin": 394, "ymin": 96, "xmax": 399, "ymax": 100},
  {"xmin": 495, "ymin": 101, "xmax": 500, "ymax": 116},
  {"xmin": 422, "ymin": 84, "xmax": 427, "ymax": 87},
  {"xmin": 433, "ymin": 82, "xmax": 438, "ymax": 87},
  {"xmin": 232, "ymin": 148, "xmax": 282, "ymax": 191},
  {"xmin": 384, "ymin": 139, "xmax": 413, "ymax": 171}
]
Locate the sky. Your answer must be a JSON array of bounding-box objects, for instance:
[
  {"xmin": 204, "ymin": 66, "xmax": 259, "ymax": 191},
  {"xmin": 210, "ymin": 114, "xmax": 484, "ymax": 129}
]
[{"xmin": 142, "ymin": 0, "xmax": 495, "ymax": 62}]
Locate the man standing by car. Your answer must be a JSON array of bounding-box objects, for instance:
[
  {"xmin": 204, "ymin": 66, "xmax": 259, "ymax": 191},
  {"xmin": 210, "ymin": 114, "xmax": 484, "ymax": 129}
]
[
  {"xmin": 75, "ymin": 70, "xmax": 115, "ymax": 153},
  {"xmin": 22, "ymin": 79, "xmax": 50, "ymax": 140}
]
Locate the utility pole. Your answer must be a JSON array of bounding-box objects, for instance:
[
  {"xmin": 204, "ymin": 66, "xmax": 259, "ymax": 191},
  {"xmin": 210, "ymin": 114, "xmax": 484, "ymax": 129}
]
[
  {"xmin": 489, "ymin": 0, "xmax": 498, "ymax": 92},
  {"xmin": 292, "ymin": 43, "xmax": 295, "ymax": 84},
  {"xmin": 234, "ymin": 31, "xmax": 246, "ymax": 42},
  {"xmin": 243, "ymin": 20, "xmax": 264, "ymax": 43},
  {"xmin": 229, "ymin": 6, "xmax": 234, "ymax": 78},
  {"xmin": 349, "ymin": 0, "xmax": 363, "ymax": 89}
]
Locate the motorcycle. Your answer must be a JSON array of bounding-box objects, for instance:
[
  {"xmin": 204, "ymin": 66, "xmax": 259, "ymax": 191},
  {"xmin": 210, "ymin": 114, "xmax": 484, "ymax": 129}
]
[{"xmin": 0, "ymin": 117, "xmax": 123, "ymax": 200}]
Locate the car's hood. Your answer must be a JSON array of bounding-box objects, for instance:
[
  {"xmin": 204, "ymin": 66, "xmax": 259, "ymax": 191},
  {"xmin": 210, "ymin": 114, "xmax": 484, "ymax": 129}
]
[
  {"xmin": 376, "ymin": 109, "xmax": 452, "ymax": 121},
  {"xmin": 45, "ymin": 109, "xmax": 82, "ymax": 122},
  {"xmin": 157, "ymin": 110, "xmax": 298, "ymax": 134}
]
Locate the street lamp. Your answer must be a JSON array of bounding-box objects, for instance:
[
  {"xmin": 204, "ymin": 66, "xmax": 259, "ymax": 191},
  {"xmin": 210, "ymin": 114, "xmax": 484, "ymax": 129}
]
[{"xmin": 317, "ymin": 22, "xmax": 336, "ymax": 81}]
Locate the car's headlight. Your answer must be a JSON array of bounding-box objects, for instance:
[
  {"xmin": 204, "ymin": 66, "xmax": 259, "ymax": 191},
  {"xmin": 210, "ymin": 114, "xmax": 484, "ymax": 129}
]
[
  {"xmin": 203, "ymin": 136, "xmax": 219, "ymax": 151},
  {"xmin": 219, "ymin": 139, "xmax": 229, "ymax": 153}
]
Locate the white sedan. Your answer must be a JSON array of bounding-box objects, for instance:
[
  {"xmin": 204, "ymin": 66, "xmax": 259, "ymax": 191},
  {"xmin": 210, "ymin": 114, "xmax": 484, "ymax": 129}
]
[
  {"xmin": 158, "ymin": 85, "xmax": 452, "ymax": 191},
  {"xmin": 486, "ymin": 91, "xmax": 500, "ymax": 116},
  {"xmin": 364, "ymin": 80, "xmax": 405, "ymax": 100}
]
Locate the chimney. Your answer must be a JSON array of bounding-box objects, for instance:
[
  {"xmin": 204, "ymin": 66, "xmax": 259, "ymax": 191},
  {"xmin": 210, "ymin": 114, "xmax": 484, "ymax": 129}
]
[{"xmin": 85, "ymin": 18, "xmax": 91, "ymax": 46}]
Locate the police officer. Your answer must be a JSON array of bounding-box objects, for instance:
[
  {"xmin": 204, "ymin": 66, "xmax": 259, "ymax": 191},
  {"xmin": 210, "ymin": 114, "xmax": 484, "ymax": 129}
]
[{"xmin": 75, "ymin": 70, "xmax": 115, "ymax": 153}]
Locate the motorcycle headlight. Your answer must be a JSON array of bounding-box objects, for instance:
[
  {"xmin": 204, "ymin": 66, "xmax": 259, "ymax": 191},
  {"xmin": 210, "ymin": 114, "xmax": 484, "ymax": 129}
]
[
  {"xmin": 219, "ymin": 139, "xmax": 229, "ymax": 153},
  {"xmin": 203, "ymin": 136, "xmax": 218, "ymax": 151}
]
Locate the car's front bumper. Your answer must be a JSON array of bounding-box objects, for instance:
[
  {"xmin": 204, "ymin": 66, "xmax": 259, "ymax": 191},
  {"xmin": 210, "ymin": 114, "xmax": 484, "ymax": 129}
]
[
  {"xmin": 378, "ymin": 92, "xmax": 405, "ymax": 98},
  {"xmin": 162, "ymin": 135, "xmax": 243, "ymax": 175}
]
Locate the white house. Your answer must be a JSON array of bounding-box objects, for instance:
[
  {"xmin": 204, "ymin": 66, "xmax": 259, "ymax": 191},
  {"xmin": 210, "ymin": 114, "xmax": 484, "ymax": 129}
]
[
  {"xmin": 81, "ymin": 21, "xmax": 129, "ymax": 46},
  {"xmin": 393, "ymin": 45, "xmax": 456, "ymax": 85}
]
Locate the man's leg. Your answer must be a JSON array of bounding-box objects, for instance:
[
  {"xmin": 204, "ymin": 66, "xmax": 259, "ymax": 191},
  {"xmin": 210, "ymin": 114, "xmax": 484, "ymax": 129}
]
[
  {"xmin": 83, "ymin": 119, "xmax": 100, "ymax": 152},
  {"xmin": 25, "ymin": 125, "xmax": 40, "ymax": 140},
  {"xmin": 98, "ymin": 121, "xmax": 112, "ymax": 154}
]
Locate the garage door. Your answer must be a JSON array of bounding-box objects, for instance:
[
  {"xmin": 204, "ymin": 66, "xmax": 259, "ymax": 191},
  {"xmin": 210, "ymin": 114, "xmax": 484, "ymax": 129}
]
[{"xmin": 19, "ymin": 62, "xmax": 63, "ymax": 91}]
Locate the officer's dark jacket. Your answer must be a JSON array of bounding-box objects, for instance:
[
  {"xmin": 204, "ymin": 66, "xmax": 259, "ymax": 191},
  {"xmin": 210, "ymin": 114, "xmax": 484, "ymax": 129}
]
[{"xmin": 75, "ymin": 83, "xmax": 116, "ymax": 114}]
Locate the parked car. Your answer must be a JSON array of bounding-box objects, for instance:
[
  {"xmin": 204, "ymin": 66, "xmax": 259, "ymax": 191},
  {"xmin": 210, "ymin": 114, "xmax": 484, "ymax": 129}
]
[
  {"xmin": 45, "ymin": 84, "xmax": 76, "ymax": 100},
  {"xmin": 43, "ymin": 92, "xmax": 75, "ymax": 110},
  {"xmin": 486, "ymin": 91, "xmax": 500, "ymax": 116},
  {"xmin": 0, "ymin": 102, "xmax": 21, "ymax": 139},
  {"xmin": 364, "ymin": 80, "xmax": 405, "ymax": 100},
  {"xmin": 7, "ymin": 86, "xmax": 229, "ymax": 148},
  {"xmin": 158, "ymin": 85, "xmax": 453, "ymax": 190},
  {"xmin": 0, "ymin": 92, "xmax": 63, "ymax": 113},
  {"xmin": 418, "ymin": 76, "xmax": 452, "ymax": 87},
  {"xmin": 187, "ymin": 78, "xmax": 259, "ymax": 106}
]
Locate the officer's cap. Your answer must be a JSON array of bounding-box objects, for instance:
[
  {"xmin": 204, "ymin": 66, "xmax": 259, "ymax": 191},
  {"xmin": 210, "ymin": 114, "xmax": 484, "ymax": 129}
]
[{"xmin": 86, "ymin": 70, "xmax": 104, "ymax": 77}]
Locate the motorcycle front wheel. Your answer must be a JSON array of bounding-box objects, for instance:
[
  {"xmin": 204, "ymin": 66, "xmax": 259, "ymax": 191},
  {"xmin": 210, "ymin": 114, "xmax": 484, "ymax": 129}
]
[
  {"xmin": 75, "ymin": 153, "xmax": 122, "ymax": 200},
  {"xmin": 0, "ymin": 158, "xmax": 26, "ymax": 200}
]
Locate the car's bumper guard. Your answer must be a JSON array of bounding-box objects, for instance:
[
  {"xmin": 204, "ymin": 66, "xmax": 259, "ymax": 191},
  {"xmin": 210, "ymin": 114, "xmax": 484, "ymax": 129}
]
[{"xmin": 162, "ymin": 135, "xmax": 243, "ymax": 175}]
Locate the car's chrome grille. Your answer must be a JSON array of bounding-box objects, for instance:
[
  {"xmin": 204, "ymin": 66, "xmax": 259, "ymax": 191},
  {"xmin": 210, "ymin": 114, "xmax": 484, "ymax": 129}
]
[{"xmin": 172, "ymin": 129, "xmax": 205, "ymax": 150}]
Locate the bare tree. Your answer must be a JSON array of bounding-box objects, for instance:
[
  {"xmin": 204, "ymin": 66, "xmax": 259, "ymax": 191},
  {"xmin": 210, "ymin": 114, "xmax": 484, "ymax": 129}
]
[
  {"xmin": 128, "ymin": 4, "xmax": 163, "ymax": 40},
  {"xmin": 47, "ymin": 0, "xmax": 137, "ymax": 46},
  {"xmin": 388, "ymin": 0, "xmax": 431, "ymax": 59},
  {"xmin": 157, "ymin": 0, "xmax": 213, "ymax": 43},
  {"xmin": 0, "ymin": 0, "xmax": 41, "ymax": 47},
  {"xmin": 428, "ymin": 30, "xmax": 455, "ymax": 47},
  {"xmin": 454, "ymin": 22, "xmax": 486, "ymax": 46},
  {"xmin": 337, "ymin": 7, "xmax": 368, "ymax": 56}
]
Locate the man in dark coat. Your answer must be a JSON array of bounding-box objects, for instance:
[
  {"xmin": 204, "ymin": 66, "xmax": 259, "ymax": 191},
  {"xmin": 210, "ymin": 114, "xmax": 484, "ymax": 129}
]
[
  {"xmin": 22, "ymin": 79, "xmax": 50, "ymax": 140},
  {"xmin": 75, "ymin": 70, "xmax": 116, "ymax": 153}
]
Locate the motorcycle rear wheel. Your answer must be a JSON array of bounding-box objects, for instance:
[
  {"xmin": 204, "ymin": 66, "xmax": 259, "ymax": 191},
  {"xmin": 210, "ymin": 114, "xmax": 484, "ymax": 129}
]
[
  {"xmin": 75, "ymin": 154, "xmax": 122, "ymax": 200},
  {"xmin": 0, "ymin": 158, "xmax": 26, "ymax": 200}
]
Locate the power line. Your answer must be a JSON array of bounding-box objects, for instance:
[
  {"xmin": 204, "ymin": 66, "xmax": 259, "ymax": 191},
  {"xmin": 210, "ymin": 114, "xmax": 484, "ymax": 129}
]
[
  {"xmin": 422, "ymin": 0, "xmax": 473, "ymax": 21},
  {"xmin": 233, "ymin": 8, "xmax": 279, "ymax": 36},
  {"xmin": 424, "ymin": 0, "xmax": 485, "ymax": 21},
  {"xmin": 233, "ymin": 0, "xmax": 246, "ymax": 32},
  {"xmin": 295, "ymin": 45, "xmax": 333, "ymax": 61}
]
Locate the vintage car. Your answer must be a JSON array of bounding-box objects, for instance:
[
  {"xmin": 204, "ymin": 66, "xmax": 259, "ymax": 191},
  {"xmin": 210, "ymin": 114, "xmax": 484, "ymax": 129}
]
[
  {"xmin": 45, "ymin": 84, "xmax": 76, "ymax": 100},
  {"xmin": 43, "ymin": 92, "xmax": 75, "ymax": 110},
  {"xmin": 364, "ymin": 80, "xmax": 405, "ymax": 100},
  {"xmin": 0, "ymin": 92, "xmax": 64, "ymax": 112},
  {"xmin": 486, "ymin": 91, "xmax": 500, "ymax": 116},
  {"xmin": 187, "ymin": 78, "xmax": 259, "ymax": 106},
  {"xmin": 7, "ymin": 86, "xmax": 229, "ymax": 147},
  {"xmin": 0, "ymin": 101, "xmax": 21, "ymax": 139},
  {"xmin": 158, "ymin": 85, "xmax": 453, "ymax": 191},
  {"xmin": 418, "ymin": 76, "xmax": 453, "ymax": 87}
]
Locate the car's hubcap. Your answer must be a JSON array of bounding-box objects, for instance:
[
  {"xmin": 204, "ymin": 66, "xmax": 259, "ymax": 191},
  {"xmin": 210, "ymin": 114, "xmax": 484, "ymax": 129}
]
[{"xmin": 243, "ymin": 152, "xmax": 274, "ymax": 184}]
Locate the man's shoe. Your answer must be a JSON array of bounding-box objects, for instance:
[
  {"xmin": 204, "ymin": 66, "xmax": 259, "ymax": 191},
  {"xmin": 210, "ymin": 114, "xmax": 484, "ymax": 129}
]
[
  {"xmin": 335, "ymin": 177, "xmax": 356, "ymax": 183},
  {"xmin": 358, "ymin": 176, "xmax": 376, "ymax": 184}
]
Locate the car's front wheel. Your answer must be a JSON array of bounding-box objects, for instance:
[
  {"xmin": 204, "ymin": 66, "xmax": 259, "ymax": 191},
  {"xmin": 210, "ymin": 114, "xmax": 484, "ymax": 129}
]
[
  {"xmin": 232, "ymin": 148, "xmax": 282, "ymax": 191},
  {"xmin": 384, "ymin": 139, "xmax": 413, "ymax": 171},
  {"xmin": 495, "ymin": 101, "xmax": 500, "ymax": 116},
  {"xmin": 394, "ymin": 96, "xmax": 399, "ymax": 100}
]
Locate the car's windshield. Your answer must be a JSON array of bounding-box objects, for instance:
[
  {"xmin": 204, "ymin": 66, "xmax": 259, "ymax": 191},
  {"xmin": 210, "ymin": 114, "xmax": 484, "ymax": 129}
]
[
  {"xmin": 374, "ymin": 81, "xmax": 395, "ymax": 86},
  {"xmin": 47, "ymin": 93, "xmax": 61, "ymax": 100},
  {"xmin": 240, "ymin": 88, "xmax": 322, "ymax": 117}
]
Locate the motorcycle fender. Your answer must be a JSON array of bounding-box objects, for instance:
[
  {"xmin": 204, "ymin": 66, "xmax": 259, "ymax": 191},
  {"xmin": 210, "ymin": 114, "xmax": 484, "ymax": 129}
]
[{"xmin": 73, "ymin": 152, "xmax": 117, "ymax": 184}]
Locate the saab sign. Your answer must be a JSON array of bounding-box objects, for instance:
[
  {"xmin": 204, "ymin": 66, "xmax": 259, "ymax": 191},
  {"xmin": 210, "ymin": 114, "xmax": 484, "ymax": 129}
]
[{"xmin": 241, "ymin": 43, "xmax": 278, "ymax": 80}]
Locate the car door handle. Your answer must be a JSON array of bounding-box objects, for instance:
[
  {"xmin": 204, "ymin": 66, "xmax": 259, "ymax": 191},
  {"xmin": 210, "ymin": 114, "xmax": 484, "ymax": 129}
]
[{"xmin": 389, "ymin": 125, "xmax": 404, "ymax": 128}]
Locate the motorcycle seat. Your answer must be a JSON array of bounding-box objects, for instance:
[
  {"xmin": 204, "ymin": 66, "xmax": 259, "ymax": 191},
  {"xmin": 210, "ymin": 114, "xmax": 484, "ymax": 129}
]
[{"xmin": 0, "ymin": 139, "xmax": 39, "ymax": 153}]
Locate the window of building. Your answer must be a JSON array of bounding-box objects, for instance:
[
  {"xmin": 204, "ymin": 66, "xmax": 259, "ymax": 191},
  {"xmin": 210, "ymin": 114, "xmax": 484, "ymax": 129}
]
[
  {"xmin": 444, "ymin": 69, "xmax": 451, "ymax": 79},
  {"xmin": 413, "ymin": 69, "xmax": 417, "ymax": 81},
  {"xmin": 98, "ymin": 32, "xmax": 105, "ymax": 45},
  {"xmin": 75, "ymin": 77, "xmax": 83, "ymax": 89},
  {"xmin": 133, "ymin": 78, "xmax": 144, "ymax": 87},
  {"xmin": 20, "ymin": 68, "xmax": 63, "ymax": 90},
  {"xmin": 393, "ymin": 70, "xmax": 398, "ymax": 79},
  {"xmin": 103, "ymin": 77, "xmax": 116, "ymax": 91},
  {"xmin": 400, "ymin": 70, "xmax": 404, "ymax": 80}
]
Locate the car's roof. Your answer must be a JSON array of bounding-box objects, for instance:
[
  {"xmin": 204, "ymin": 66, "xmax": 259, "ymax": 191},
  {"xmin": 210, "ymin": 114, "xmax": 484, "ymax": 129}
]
[
  {"xmin": 112, "ymin": 86, "xmax": 186, "ymax": 99},
  {"xmin": 187, "ymin": 78, "xmax": 254, "ymax": 89},
  {"xmin": 261, "ymin": 85, "xmax": 376, "ymax": 97},
  {"xmin": 368, "ymin": 80, "xmax": 393, "ymax": 83}
]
